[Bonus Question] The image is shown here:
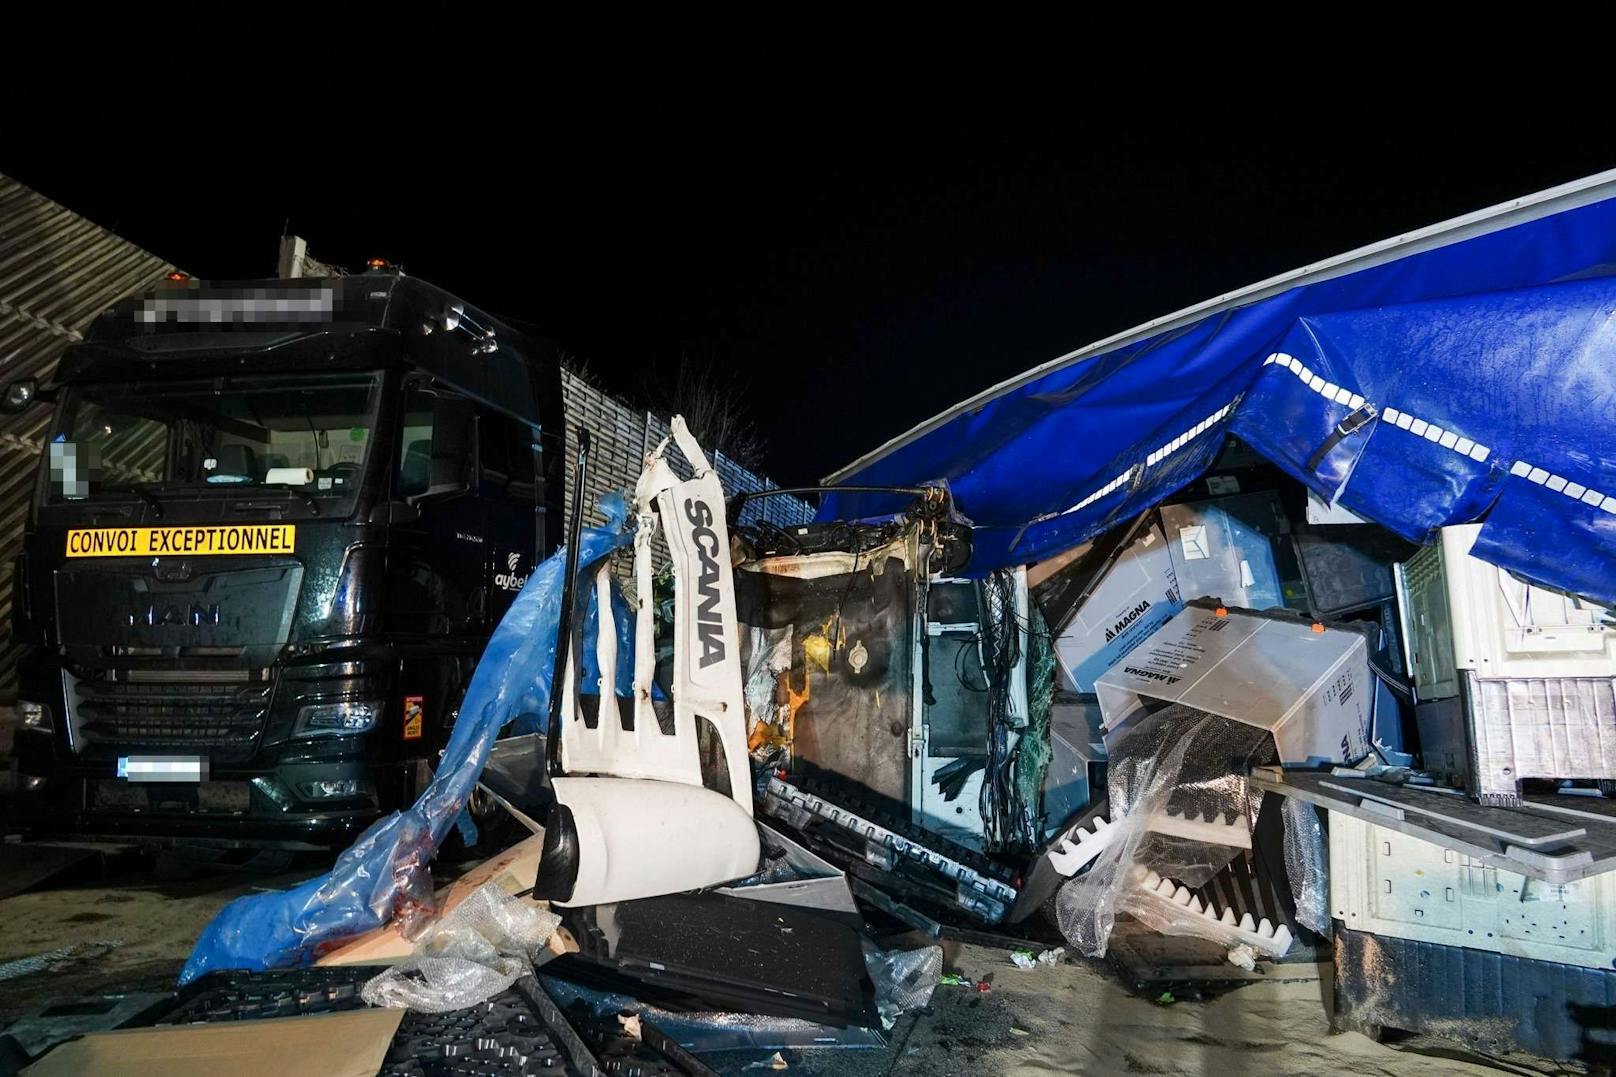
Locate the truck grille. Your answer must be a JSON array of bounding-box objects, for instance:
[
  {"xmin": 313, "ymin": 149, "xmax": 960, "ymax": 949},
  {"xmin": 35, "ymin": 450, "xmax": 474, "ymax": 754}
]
[{"xmin": 69, "ymin": 674, "xmax": 272, "ymax": 763}]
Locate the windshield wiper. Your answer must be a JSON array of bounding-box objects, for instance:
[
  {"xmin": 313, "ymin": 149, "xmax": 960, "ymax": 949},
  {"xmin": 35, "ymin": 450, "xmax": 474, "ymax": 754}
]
[
  {"xmin": 129, "ymin": 485, "xmax": 164, "ymax": 520},
  {"xmin": 265, "ymin": 484, "xmax": 321, "ymax": 516}
]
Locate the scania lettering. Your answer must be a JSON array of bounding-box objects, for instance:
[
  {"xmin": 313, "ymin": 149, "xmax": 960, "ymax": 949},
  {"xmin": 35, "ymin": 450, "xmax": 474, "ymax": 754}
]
[
  {"xmin": 685, "ymin": 496, "xmax": 727, "ymax": 668},
  {"xmin": 4, "ymin": 272, "xmax": 563, "ymax": 847}
]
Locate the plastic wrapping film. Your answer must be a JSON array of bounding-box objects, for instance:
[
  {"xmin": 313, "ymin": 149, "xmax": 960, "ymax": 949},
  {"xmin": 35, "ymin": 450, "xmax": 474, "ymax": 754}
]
[
  {"xmin": 361, "ymin": 882, "xmax": 561, "ymax": 1012},
  {"xmin": 863, "ymin": 943, "xmax": 943, "ymax": 1029},
  {"xmin": 181, "ymin": 496, "xmax": 636, "ymax": 983},
  {"xmin": 1054, "ymin": 707, "xmax": 1274, "ymax": 957},
  {"xmin": 1280, "ymin": 793, "xmax": 1330, "ymax": 937}
]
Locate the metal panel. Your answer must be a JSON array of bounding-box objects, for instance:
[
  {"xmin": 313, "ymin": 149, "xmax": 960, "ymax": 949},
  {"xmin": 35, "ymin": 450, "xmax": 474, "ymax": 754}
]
[
  {"xmin": 1333, "ymin": 926, "xmax": 1616, "ymax": 1063},
  {"xmin": 0, "ymin": 174, "xmax": 178, "ymax": 699},
  {"xmin": 1330, "ymin": 811, "xmax": 1616, "ymax": 971}
]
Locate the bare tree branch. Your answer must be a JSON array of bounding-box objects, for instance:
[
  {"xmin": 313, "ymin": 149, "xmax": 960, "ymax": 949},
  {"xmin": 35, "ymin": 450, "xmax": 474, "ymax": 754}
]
[{"xmin": 664, "ymin": 352, "xmax": 765, "ymax": 471}]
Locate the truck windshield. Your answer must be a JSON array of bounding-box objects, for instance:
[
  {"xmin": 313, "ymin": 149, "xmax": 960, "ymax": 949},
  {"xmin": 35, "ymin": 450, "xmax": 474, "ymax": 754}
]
[{"xmin": 48, "ymin": 373, "xmax": 383, "ymax": 502}]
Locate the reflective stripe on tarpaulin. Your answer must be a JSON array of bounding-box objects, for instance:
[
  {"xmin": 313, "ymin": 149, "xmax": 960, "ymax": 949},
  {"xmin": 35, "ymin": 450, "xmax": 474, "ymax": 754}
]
[{"xmin": 821, "ymin": 178, "xmax": 1616, "ymax": 603}]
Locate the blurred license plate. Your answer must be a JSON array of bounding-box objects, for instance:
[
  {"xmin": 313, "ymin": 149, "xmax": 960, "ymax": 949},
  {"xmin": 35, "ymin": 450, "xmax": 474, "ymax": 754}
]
[{"xmin": 117, "ymin": 756, "xmax": 208, "ymax": 782}]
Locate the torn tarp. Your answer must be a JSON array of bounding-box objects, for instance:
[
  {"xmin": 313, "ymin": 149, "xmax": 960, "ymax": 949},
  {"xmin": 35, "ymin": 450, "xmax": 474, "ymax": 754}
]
[
  {"xmin": 822, "ymin": 173, "xmax": 1616, "ymax": 604},
  {"xmin": 180, "ymin": 496, "xmax": 635, "ymax": 984}
]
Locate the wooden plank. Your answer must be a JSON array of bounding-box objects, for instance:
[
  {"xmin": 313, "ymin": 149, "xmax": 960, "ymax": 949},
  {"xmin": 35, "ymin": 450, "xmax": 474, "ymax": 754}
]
[{"xmin": 316, "ymin": 834, "xmax": 545, "ymax": 967}]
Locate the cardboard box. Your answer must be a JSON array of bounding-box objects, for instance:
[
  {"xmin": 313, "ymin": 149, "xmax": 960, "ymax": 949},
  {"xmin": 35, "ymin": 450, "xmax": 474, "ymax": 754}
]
[
  {"xmin": 1095, "ymin": 605, "xmax": 1371, "ymax": 765},
  {"xmin": 23, "ymin": 1008, "xmax": 403, "ymax": 1077},
  {"xmin": 1052, "ymin": 521, "xmax": 1181, "ymax": 693}
]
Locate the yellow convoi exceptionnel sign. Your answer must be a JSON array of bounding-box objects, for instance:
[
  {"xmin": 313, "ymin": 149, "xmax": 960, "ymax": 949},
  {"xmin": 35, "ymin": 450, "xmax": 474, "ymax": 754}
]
[{"xmin": 65, "ymin": 525, "xmax": 297, "ymax": 558}]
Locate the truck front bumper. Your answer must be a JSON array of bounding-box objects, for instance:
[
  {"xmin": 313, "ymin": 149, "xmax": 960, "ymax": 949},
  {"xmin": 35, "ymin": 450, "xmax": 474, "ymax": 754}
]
[{"xmin": 12, "ymin": 729, "xmax": 407, "ymax": 850}]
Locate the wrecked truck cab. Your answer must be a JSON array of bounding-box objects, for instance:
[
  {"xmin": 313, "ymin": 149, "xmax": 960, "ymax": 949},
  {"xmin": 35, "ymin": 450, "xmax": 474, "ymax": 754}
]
[
  {"xmin": 535, "ymin": 418, "xmax": 761, "ymax": 906},
  {"xmin": 8, "ymin": 272, "xmax": 564, "ymax": 847}
]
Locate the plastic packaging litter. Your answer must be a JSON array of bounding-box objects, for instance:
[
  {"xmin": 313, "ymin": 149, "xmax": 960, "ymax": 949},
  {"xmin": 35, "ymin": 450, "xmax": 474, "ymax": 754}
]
[
  {"xmin": 360, "ymin": 883, "xmax": 560, "ymax": 1012},
  {"xmin": 181, "ymin": 496, "xmax": 636, "ymax": 983},
  {"xmin": 1010, "ymin": 946, "xmax": 1065, "ymax": 969},
  {"xmin": 1280, "ymin": 793, "xmax": 1330, "ymax": 936},
  {"xmin": 864, "ymin": 943, "xmax": 942, "ymax": 1029},
  {"xmin": 1226, "ymin": 943, "xmax": 1258, "ymax": 971},
  {"xmin": 1055, "ymin": 708, "xmax": 1272, "ymax": 957}
]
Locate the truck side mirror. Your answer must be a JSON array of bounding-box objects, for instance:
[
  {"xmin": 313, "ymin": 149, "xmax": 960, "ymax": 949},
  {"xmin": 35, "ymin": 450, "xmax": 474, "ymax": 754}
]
[{"xmin": 2, "ymin": 377, "xmax": 40, "ymax": 415}]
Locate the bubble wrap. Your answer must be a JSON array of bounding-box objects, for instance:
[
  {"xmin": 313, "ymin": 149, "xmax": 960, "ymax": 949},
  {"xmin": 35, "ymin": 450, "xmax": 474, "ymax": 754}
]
[
  {"xmin": 1055, "ymin": 707, "xmax": 1275, "ymax": 957},
  {"xmin": 864, "ymin": 943, "xmax": 942, "ymax": 1029},
  {"xmin": 361, "ymin": 883, "xmax": 561, "ymax": 1012},
  {"xmin": 1280, "ymin": 793, "xmax": 1330, "ymax": 936}
]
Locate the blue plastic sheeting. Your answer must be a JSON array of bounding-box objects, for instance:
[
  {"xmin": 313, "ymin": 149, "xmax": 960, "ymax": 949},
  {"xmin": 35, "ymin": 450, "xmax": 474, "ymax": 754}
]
[
  {"xmin": 507, "ymin": 565, "xmax": 640, "ymax": 736},
  {"xmin": 823, "ymin": 190, "xmax": 1616, "ymax": 603},
  {"xmin": 1235, "ymin": 278, "xmax": 1616, "ymax": 604},
  {"xmin": 181, "ymin": 497, "xmax": 635, "ymax": 983}
]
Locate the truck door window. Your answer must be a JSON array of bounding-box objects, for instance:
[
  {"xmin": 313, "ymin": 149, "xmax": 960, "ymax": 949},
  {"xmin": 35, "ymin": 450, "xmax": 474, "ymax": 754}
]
[
  {"xmin": 397, "ymin": 387, "xmax": 474, "ymax": 499},
  {"xmin": 477, "ymin": 411, "xmax": 537, "ymax": 504},
  {"xmin": 51, "ymin": 401, "xmax": 169, "ymax": 497}
]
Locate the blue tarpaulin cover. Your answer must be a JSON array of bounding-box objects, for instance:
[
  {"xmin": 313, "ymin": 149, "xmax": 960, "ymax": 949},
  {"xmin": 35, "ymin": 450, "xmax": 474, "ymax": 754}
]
[
  {"xmin": 181, "ymin": 497, "xmax": 635, "ymax": 983},
  {"xmin": 823, "ymin": 175, "xmax": 1616, "ymax": 604}
]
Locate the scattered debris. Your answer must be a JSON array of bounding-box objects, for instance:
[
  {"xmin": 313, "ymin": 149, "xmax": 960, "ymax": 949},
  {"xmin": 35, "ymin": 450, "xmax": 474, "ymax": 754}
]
[
  {"xmin": 20, "ymin": 179, "xmax": 1616, "ymax": 1076},
  {"xmin": 0, "ymin": 939, "xmax": 122, "ymax": 982},
  {"xmin": 865, "ymin": 944, "xmax": 943, "ymax": 1029},
  {"xmin": 361, "ymin": 883, "xmax": 560, "ymax": 1013},
  {"xmin": 746, "ymin": 1050, "xmax": 790, "ymax": 1070},
  {"xmin": 1011, "ymin": 946, "xmax": 1066, "ymax": 970}
]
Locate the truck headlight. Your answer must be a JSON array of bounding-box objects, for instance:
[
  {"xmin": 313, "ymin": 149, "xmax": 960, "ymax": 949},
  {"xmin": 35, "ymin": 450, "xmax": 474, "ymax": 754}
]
[
  {"xmin": 20, "ymin": 701, "xmax": 50, "ymax": 731},
  {"xmin": 294, "ymin": 700, "xmax": 381, "ymax": 736},
  {"xmin": 298, "ymin": 778, "xmax": 364, "ymax": 800}
]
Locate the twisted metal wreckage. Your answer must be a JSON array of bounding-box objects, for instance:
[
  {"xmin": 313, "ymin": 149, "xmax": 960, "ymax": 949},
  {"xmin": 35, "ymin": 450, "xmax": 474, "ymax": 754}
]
[{"xmin": 170, "ymin": 171, "xmax": 1616, "ymax": 1068}]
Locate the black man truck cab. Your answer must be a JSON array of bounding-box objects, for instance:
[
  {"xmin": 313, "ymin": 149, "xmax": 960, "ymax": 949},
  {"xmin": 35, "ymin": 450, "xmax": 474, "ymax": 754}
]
[{"xmin": 5, "ymin": 270, "xmax": 563, "ymax": 847}]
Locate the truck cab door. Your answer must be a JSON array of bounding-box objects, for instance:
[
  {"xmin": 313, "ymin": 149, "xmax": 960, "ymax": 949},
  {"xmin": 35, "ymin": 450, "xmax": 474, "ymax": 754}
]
[
  {"xmin": 477, "ymin": 409, "xmax": 540, "ymax": 627},
  {"xmin": 386, "ymin": 385, "xmax": 487, "ymax": 641}
]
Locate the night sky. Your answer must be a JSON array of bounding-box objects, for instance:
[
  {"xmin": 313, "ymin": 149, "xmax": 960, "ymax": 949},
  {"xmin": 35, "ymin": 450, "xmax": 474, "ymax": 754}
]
[{"xmin": 12, "ymin": 134, "xmax": 1613, "ymax": 487}]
